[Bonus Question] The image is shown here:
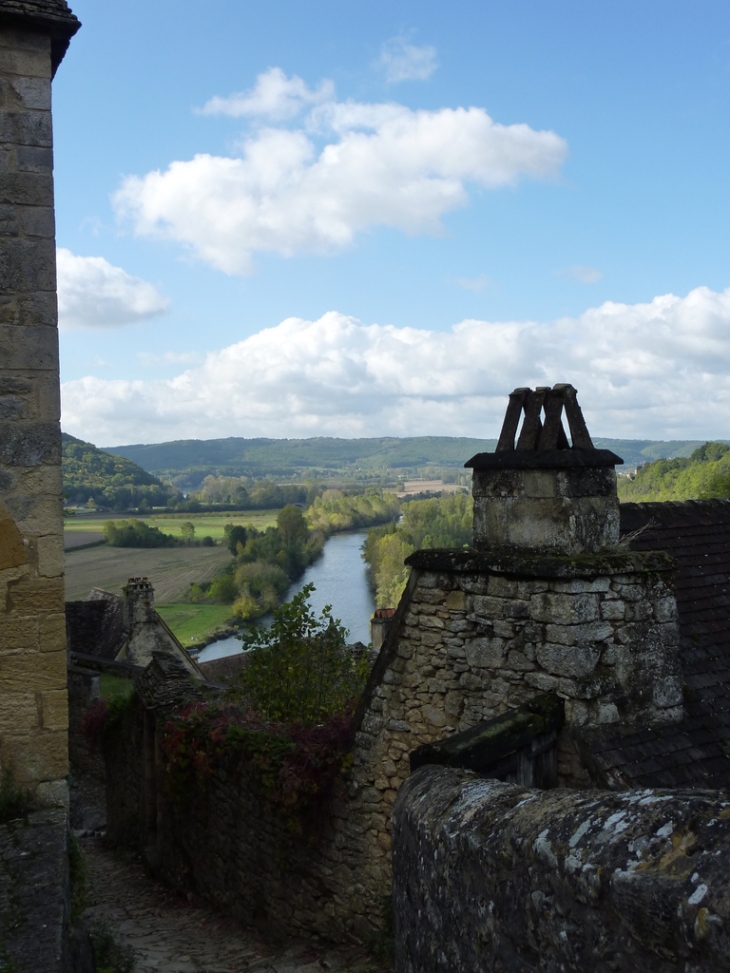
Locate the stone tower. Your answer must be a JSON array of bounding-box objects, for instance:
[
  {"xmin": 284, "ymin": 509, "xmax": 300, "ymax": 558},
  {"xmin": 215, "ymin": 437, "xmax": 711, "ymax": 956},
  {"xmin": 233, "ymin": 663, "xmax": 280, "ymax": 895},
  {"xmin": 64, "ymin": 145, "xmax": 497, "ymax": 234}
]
[{"xmin": 0, "ymin": 1, "xmax": 80, "ymax": 805}]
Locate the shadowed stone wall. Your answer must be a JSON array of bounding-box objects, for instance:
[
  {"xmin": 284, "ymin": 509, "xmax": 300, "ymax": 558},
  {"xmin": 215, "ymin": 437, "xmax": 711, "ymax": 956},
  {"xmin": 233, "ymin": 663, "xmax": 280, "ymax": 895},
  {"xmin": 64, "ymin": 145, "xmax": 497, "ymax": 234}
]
[
  {"xmin": 393, "ymin": 765, "xmax": 730, "ymax": 973},
  {"xmin": 0, "ymin": 9, "xmax": 77, "ymax": 805}
]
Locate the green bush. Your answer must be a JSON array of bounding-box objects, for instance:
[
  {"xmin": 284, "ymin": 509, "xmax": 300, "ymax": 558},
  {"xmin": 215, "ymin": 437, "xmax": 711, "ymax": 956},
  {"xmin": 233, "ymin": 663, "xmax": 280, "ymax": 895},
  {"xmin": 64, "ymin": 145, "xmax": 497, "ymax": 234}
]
[{"xmin": 234, "ymin": 584, "xmax": 368, "ymax": 724}]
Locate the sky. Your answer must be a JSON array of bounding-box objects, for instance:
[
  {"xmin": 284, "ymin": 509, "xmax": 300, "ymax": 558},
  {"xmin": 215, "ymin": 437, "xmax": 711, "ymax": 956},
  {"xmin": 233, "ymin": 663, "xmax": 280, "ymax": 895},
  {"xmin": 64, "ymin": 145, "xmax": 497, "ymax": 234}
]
[{"xmin": 53, "ymin": 0, "xmax": 730, "ymax": 447}]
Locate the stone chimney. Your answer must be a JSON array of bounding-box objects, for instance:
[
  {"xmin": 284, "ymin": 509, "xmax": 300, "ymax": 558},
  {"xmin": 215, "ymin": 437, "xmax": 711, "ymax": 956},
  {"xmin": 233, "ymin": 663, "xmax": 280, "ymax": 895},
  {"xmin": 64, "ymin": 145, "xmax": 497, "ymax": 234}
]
[
  {"xmin": 468, "ymin": 385, "xmax": 622, "ymax": 554},
  {"xmin": 123, "ymin": 577, "xmax": 156, "ymax": 632}
]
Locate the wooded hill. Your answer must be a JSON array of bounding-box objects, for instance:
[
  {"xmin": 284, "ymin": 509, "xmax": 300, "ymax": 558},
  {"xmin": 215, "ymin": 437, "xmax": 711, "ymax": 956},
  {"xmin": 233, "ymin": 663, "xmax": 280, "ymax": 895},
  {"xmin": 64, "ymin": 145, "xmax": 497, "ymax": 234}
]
[
  {"xmin": 62, "ymin": 433, "xmax": 175, "ymax": 510},
  {"xmin": 618, "ymin": 442, "xmax": 730, "ymax": 502},
  {"xmin": 104, "ymin": 435, "xmax": 717, "ymax": 487}
]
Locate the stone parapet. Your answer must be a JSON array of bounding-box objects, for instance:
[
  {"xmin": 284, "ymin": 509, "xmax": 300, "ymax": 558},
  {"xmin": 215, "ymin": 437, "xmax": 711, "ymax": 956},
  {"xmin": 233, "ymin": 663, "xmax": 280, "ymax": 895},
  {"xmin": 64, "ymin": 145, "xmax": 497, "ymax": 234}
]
[{"xmin": 393, "ymin": 766, "xmax": 730, "ymax": 973}]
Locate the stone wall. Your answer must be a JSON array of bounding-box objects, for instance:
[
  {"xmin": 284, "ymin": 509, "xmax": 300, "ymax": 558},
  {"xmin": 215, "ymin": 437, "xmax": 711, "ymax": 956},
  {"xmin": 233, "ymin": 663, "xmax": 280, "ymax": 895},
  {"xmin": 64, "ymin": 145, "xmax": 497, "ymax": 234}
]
[
  {"xmin": 392, "ymin": 765, "xmax": 730, "ymax": 973},
  {"xmin": 0, "ymin": 21, "xmax": 68, "ymax": 805}
]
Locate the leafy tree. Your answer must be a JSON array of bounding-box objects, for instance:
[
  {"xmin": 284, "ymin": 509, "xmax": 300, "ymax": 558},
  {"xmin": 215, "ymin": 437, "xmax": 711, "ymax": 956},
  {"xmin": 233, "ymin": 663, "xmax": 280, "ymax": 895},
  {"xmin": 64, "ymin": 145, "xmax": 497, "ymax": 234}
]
[
  {"xmin": 235, "ymin": 584, "xmax": 367, "ymax": 723},
  {"xmin": 180, "ymin": 521, "xmax": 196, "ymax": 544},
  {"xmin": 277, "ymin": 505, "xmax": 309, "ymax": 547},
  {"xmin": 224, "ymin": 523, "xmax": 248, "ymax": 555}
]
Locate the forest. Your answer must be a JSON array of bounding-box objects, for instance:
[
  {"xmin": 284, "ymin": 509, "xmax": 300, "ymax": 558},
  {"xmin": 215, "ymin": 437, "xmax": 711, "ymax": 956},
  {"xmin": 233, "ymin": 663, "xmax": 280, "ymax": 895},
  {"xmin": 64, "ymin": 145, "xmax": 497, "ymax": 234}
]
[
  {"xmin": 363, "ymin": 493, "xmax": 473, "ymax": 608},
  {"xmin": 618, "ymin": 442, "xmax": 730, "ymax": 502}
]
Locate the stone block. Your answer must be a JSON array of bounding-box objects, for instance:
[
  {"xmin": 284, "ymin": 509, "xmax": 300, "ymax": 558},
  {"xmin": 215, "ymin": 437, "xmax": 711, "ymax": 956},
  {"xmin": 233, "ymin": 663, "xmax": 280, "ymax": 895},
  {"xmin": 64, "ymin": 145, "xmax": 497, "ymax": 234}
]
[
  {"xmin": 0, "ymin": 644, "xmax": 65, "ymax": 692},
  {"xmin": 444, "ymin": 589, "xmax": 466, "ymax": 610},
  {"xmin": 531, "ymin": 591, "xmax": 599, "ymax": 624},
  {"xmin": 535, "ymin": 642, "xmax": 601, "ymax": 679},
  {"xmin": 0, "ymin": 506, "xmax": 26, "ymax": 569},
  {"xmin": 0, "ymin": 235, "xmax": 55, "ymax": 290},
  {"xmin": 0, "ymin": 324, "xmax": 57, "ymax": 368},
  {"xmin": 16, "ymin": 144, "xmax": 52, "ymax": 172},
  {"xmin": 0, "ymin": 168, "xmax": 52, "ymax": 206},
  {"xmin": 544, "ymin": 620, "xmax": 614, "ymax": 646},
  {"xmin": 3, "ymin": 729, "xmax": 67, "ymax": 782},
  {"xmin": 38, "ymin": 688, "xmax": 67, "ymax": 730},
  {"xmin": 0, "ymin": 690, "xmax": 38, "ymax": 728},
  {"xmin": 5, "ymin": 575, "xmax": 64, "ymax": 613},
  {"xmin": 0, "ymin": 26, "xmax": 51, "ymax": 56},
  {"xmin": 35, "ymin": 531, "xmax": 63, "ymax": 577},
  {"xmin": 10, "ymin": 77, "xmax": 50, "ymax": 111},
  {"xmin": 18, "ymin": 203, "xmax": 54, "ymax": 237},
  {"xmin": 464, "ymin": 636, "xmax": 505, "ymax": 669},
  {"xmin": 0, "ymin": 108, "xmax": 52, "ymax": 146},
  {"xmin": 0, "ymin": 422, "xmax": 61, "ymax": 468},
  {"xmin": 0, "ymin": 46, "xmax": 51, "ymax": 79},
  {"xmin": 422, "ymin": 705, "xmax": 447, "ymax": 728},
  {"xmin": 39, "ymin": 612, "xmax": 65, "ymax": 652},
  {"xmin": 3, "ymin": 492, "xmax": 61, "ymax": 537},
  {"xmin": 0, "ymin": 613, "xmax": 36, "ymax": 653}
]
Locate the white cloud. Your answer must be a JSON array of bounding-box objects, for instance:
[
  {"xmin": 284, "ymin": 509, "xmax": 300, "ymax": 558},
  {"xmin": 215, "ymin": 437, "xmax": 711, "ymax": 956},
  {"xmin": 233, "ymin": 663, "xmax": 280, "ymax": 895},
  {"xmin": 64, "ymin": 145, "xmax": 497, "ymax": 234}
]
[
  {"xmin": 558, "ymin": 264, "xmax": 603, "ymax": 284},
  {"xmin": 61, "ymin": 285, "xmax": 730, "ymax": 445},
  {"xmin": 137, "ymin": 351, "xmax": 203, "ymax": 367},
  {"xmin": 453, "ymin": 273, "xmax": 492, "ymax": 292},
  {"xmin": 114, "ymin": 76, "xmax": 568, "ymax": 276},
  {"xmin": 199, "ymin": 67, "xmax": 334, "ymax": 121},
  {"xmin": 56, "ymin": 249, "xmax": 169, "ymax": 330},
  {"xmin": 374, "ymin": 36, "xmax": 438, "ymax": 83}
]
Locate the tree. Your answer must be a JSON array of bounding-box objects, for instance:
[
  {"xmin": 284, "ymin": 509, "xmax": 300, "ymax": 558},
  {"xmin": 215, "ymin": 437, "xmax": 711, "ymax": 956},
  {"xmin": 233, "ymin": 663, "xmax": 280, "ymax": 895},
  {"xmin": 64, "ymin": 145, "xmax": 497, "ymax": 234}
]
[
  {"xmin": 224, "ymin": 523, "xmax": 248, "ymax": 555},
  {"xmin": 235, "ymin": 584, "xmax": 367, "ymax": 724},
  {"xmin": 277, "ymin": 505, "xmax": 308, "ymax": 548},
  {"xmin": 180, "ymin": 521, "xmax": 196, "ymax": 544}
]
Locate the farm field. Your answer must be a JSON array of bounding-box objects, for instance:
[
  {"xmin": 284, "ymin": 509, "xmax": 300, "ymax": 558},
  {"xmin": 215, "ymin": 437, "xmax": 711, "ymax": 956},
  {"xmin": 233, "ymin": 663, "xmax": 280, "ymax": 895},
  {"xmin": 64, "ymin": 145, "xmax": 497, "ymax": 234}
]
[
  {"xmin": 64, "ymin": 543, "xmax": 233, "ymax": 602},
  {"xmin": 63, "ymin": 509, "xmax": 281, "ymax": 541},
  {"xmin": 155, "ymin": 603, "xmax": 235, "ymax": 646}
]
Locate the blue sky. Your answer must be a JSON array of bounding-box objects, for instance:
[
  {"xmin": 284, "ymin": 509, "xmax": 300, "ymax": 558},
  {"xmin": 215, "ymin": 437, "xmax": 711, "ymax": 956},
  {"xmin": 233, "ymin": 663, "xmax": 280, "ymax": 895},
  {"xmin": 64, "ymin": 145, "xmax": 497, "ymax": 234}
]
[{"xmin": 54, "ymin": 1, "xmax": 730, "ymax": 445}]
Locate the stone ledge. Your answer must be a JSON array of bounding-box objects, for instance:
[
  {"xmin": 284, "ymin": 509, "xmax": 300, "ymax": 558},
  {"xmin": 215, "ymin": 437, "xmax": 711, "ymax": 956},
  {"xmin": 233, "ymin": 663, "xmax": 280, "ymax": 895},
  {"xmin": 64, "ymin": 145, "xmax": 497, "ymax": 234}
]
[{"xmin": 405, "ymin": 546, "xmax": 676, "ymax": 579}]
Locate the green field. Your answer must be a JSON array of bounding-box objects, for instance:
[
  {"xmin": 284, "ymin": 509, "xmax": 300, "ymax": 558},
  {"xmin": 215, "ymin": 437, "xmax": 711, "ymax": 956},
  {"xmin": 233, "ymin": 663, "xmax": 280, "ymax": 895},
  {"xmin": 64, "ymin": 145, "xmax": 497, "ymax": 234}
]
[
  {"xmin": 156, "ymin": 603, "xmax": 235, "ymax": 645},
  {"xmin": 64, "ymin": 509, "xmax": 281, "ymax": 540}
]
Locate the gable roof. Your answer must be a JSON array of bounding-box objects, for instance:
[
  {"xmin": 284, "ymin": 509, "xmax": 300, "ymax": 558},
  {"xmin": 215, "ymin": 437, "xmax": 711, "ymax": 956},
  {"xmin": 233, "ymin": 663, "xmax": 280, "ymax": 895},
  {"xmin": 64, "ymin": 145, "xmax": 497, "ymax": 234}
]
[
  {"xmin": 0, "ymin": 1, "xmax": 80, "ymax": 75},
  {"xmin": 578, "ymin": 500, "xmax": 730, "ymax": 790}
]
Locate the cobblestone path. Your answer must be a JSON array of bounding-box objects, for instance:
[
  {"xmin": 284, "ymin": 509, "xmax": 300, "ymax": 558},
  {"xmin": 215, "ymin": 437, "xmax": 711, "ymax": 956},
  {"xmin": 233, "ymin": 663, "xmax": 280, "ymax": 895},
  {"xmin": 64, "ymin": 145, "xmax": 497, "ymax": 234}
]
[{"xmin": 81, "ymin": 835, "xmax": 386, "ymax": 973}]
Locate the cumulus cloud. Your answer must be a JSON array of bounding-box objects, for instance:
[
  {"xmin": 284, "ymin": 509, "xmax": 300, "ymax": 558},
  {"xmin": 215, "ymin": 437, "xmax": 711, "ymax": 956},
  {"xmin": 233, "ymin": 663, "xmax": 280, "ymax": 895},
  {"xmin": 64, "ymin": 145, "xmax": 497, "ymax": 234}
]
[
  {"xmin": 56, "ymin": 249, "xmax": 169, "ymax": 330},
  {"xmin": 113, "ymin": 73, "xmax": 568, "ymax": 276},
  {"xmin": 374, "ymin": 36, "xmax": 438, "ymax": 83},
  {"xmin": 199, "ymin": 67, "xmax": 334, "ymax": 121},
  {"xmin": 557, "ymin": 264, "xmax": 603, "ymax": 284},
  {"xmin": 61, "ymin": 285, "xmax": 730, "ymax": 445}
]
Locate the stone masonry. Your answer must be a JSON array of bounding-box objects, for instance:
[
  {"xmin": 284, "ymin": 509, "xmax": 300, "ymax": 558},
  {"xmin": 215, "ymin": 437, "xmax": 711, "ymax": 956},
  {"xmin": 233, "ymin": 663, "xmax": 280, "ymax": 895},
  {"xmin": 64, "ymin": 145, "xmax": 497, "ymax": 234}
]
[{"xmin": 0, "ymin": 2, "xmax": 79, "ymax": 804}]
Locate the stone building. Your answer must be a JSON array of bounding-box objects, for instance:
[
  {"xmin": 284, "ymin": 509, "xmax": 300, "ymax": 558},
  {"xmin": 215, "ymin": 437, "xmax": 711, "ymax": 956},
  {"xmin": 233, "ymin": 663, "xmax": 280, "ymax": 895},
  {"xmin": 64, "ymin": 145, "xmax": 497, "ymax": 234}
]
[
  {"xmin": 66, "ymin": 577, "xmax": 205, "ymax": 679},
  {"xmin": 0, "ymin": 0, "xmax": 79, "ymax": 805}
]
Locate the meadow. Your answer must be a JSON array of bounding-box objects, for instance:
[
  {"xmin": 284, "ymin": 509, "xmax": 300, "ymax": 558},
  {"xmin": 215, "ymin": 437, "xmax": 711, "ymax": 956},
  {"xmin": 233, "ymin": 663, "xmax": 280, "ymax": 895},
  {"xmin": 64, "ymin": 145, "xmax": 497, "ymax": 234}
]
[
  {"xmin": 155, "ymin": 603, "xmax": 235, "ymax": 646},
  {"xmin": 63, "ymin": 509, "xmax": 280, "ymax": 541}
]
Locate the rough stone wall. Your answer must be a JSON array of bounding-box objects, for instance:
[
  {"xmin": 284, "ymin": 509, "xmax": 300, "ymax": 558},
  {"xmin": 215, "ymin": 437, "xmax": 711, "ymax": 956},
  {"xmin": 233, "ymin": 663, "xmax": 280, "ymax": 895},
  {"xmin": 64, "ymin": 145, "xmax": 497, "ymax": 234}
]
[
  {"xmin": 393, "ymin": 765, "xmax": 730, "ymax": 973},
  {"xmin": 0, "ymin": 23, "xmax": 67, "ymax": 805}
]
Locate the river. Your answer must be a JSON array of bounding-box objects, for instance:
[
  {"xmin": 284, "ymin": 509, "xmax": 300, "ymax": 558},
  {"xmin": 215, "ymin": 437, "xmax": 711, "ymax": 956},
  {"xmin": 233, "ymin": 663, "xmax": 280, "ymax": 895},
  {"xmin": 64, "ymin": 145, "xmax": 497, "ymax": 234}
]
[{"xmin": 196, "ymin": 531, "xmax": 375, "ymax": 662}]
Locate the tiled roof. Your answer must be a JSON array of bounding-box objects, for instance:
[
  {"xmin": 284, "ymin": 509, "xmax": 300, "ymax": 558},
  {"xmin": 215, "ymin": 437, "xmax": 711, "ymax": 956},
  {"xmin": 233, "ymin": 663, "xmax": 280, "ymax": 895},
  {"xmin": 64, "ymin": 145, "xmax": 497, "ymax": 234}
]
[
  {"xmin": 579, "ymin": 500, "xmax": 730, "ymax": 790},
  {"xmin": 65, "ymin": 591, "xmax": 126, "ymax": 662}
]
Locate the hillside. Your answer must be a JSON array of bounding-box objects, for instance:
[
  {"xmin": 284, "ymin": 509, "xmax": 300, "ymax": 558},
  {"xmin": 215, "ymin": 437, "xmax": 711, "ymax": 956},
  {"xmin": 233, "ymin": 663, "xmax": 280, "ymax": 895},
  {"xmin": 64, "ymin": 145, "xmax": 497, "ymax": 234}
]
[
  {"xmin": 103, "ymin": 434, "xmax": 716, "ymax": 485},
  {"xmin": 618, "ymin": 441, "xmax": 730, "ymax": 502},
  {"xmin": 62, "ymin": 433, "xmax": 176, "ymax": 510}
]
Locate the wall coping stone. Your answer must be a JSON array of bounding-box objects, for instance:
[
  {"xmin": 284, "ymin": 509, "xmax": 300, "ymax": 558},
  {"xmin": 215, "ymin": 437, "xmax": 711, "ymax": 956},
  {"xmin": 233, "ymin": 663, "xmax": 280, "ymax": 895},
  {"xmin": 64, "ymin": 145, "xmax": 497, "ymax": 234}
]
[
  {"xmin": 405, "ymin": 546, "xmax": 676, "ymax": 579},
  {"xmin": 465, "ymin": 446, "xmax": 622, "ymax": 470},
  {"xmin": 410, "ymin": 692, "xmax": 564, "ymax": 774}
]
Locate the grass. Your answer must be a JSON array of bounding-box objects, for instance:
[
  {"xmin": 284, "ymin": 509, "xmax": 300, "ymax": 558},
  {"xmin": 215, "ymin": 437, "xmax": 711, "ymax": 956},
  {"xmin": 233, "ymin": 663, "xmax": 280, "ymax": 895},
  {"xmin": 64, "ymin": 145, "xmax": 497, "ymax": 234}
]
[
  {"xmin": 63, "ymin": 509, "xmax": 281, "ymax": 540},
  {"xmin": 64, "ymin": 543, "xmax": 233, "ymax": 602},
  {"xmin": 100, "ymin": 675, "xmax": 134, "ymax": 701},
  {"xmin": 156, "ymin": 603, "xmax": 235, "ymax": 644}
]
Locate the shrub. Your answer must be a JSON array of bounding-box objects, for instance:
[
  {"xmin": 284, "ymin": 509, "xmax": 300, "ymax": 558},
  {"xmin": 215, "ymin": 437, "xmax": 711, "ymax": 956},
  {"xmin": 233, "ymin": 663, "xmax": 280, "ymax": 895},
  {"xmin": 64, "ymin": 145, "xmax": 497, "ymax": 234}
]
[{"xmin": 233, "ymin": 583, "xmax": 368, "ymax": 724}]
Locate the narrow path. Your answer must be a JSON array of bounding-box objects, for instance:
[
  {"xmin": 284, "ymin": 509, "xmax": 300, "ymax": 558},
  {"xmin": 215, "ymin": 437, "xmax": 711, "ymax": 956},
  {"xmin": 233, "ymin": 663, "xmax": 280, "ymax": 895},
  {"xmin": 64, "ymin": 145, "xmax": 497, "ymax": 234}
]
[{"xmin": 81, "ymin": 836, "xmax": 385, "ymax": 973}]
